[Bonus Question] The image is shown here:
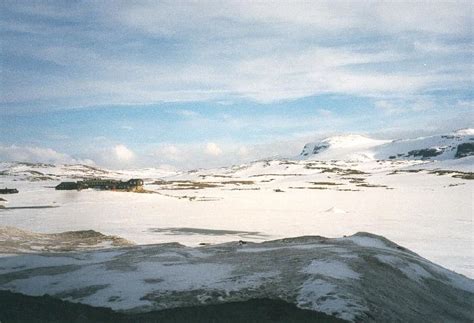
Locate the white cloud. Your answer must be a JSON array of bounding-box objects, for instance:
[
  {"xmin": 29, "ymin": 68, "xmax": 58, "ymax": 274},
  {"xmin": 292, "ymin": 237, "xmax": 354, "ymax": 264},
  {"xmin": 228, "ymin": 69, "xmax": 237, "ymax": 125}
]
[
  {"xmin": 113, "ymin": 144, "xmax": 135, "ymax": 162},
  {"xmin": 172, "ymin": 109, "xmax": 200, "ymax": 117},
  {"xmin": 375, "ymin": 98, "xmax": 436, "ymax": 115},
  {"xmin": 0, "ymin": 145, "xmax": 92, "ymax": 165},
  {"xmin": 111, "ymin": 1, "xmax": 471, "ymax": 38},
  {"xmin": 160, "ymin": 145, "xmax": 182, "ymax": 161},
  {"xmin": 87, "ymin": 144, "xmax": 136, "ymax": 168},
  {"xmin": 205, "ymin": 142, "xmax": 222, "ymax": 156},
  {"xmin": 1, "ymin": 1, "xmax": 471, "ymax": 109},
  {"xmin": 375, "ymin": 100, "xmax": 405, "ymax": 116}
]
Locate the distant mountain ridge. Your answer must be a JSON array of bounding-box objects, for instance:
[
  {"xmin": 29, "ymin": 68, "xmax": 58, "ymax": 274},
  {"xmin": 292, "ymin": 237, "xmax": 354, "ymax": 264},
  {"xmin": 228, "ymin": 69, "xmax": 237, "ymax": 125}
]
[
  {"xmin": 300, "ymin": 129, "xmax": 474, "ymax": 161},
  {"xmin": 0, "ymin": 162, "xmax": 175, "ymax": 182}
]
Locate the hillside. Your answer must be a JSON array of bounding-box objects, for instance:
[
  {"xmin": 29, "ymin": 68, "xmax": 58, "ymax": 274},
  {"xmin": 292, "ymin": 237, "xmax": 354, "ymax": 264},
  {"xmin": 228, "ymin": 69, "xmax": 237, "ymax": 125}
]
[{"xmin": 300, "ymin": 129, "xmax": 474, "ymax": 162}]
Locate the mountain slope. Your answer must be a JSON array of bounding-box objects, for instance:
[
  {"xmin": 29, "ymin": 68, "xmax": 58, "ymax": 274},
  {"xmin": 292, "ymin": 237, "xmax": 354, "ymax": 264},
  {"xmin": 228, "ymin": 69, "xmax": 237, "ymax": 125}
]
[
  {"xmin": 300, "ymin": 129, "xmax": 474, "ymax": 162},
  {"xmin": 300, "ymin": 135, "xmax": 390, "ymax": 161}
]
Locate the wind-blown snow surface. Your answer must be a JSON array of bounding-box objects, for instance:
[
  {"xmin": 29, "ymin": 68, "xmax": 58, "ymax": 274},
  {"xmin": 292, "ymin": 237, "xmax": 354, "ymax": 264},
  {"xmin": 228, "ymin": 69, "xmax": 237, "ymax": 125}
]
[
  {"xmin": 0, "ymin": 233, "xmax": 472, "ymax": 322},
  {"xmin": 0, "ymin": 154, "xmax": 473, "ymax": 277},
  {"xmin": 0, "ymin": 226, "xmax": 133, "ymax": 253}
]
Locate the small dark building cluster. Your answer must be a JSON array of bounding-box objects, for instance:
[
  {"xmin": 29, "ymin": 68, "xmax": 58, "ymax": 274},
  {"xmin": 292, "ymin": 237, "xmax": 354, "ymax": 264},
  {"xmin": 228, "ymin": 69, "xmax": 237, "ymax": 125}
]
[
  {"xmin": 55, "ymin": 179, "xmax": 144, "ymax": 192},
  {"xmin": 0, "ymin": 188, "xmax": 19, "ymax": 194}
]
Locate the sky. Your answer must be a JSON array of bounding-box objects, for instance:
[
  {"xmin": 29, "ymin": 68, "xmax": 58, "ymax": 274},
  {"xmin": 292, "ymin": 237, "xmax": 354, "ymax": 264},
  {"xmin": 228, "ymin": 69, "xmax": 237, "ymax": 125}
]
[{"xmin": 0, "ymin": 1, "xmax": 472, "ymax": 169}]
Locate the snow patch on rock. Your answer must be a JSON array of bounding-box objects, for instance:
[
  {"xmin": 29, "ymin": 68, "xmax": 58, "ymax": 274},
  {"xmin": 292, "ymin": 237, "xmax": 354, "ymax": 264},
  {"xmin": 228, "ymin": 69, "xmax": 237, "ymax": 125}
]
[
  {"xmin": 303, "ymin": 259, "xmax": 360, "ymax": 280},
  {"xmin": 376, "ymin": 255, "xmax": 433, "ymax": 282},
  {"xmin": 297, "ymin": 278, "xmax": 366, "ymax": 321}
]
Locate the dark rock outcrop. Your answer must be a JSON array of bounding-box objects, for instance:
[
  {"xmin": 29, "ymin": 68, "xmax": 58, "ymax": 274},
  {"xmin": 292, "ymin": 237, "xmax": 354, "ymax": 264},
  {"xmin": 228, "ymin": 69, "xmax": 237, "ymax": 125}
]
[{"xmin": 455, "ymin": 143, "xmax": 474, "ymax": 158}]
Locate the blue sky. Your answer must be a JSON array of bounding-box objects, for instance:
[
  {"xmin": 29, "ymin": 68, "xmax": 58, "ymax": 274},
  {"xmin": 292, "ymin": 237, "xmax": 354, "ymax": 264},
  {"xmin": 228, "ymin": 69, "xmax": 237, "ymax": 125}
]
[{"xmin": 0, "ymin": 1, "xmax": 472, "ymax": 169}]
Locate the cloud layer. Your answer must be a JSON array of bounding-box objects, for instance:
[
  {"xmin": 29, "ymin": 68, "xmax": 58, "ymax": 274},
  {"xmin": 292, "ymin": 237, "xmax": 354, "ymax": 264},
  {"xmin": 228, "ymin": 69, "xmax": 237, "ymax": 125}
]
[
  {"xmin": 0, "ymin": 145, "xmax": 90, "ymax": 164},
  {"xmin": 1, "ymin": 1, "xmax": 472, "ymax": 110},
  {"xmin": 0, "ymin": 1, "xmax": 472, "ymax": 169}
]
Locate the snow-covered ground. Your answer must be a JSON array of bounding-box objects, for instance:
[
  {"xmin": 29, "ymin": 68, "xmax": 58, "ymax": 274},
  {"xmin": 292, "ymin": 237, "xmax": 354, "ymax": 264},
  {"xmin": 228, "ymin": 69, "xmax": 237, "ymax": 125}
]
[
  {"xmin": 0, "ymin": 232, "xmax": 472, "ymax": 322},
  {"xmin": 300, "ymin": 128, "xmax": 474, "ymax": 161},
  {"xmin": 0, "ymin": 129, "xmax": 473, "ymax": 320},
  {"xmin": 0, "ymin": 129, "xmax": 473, "ymax": 279},
  {"xmin": 0, "ymin": 155, "xmax": 472, "ymax": 278}
]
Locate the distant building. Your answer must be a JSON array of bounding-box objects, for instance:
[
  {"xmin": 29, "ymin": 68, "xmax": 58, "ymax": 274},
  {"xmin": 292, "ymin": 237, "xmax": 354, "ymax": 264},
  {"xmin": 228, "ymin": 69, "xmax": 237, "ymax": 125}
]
[
  {"xmin": 0, "ymin": 188, "xmax": 19, "ymax": 194},
  {"xmin": 55, "ymin": 179, "xmax": 144, "ymax": 192},
  {"xmin": 55, "ymin": 182, "xmax": 82, "ymax": 190}
]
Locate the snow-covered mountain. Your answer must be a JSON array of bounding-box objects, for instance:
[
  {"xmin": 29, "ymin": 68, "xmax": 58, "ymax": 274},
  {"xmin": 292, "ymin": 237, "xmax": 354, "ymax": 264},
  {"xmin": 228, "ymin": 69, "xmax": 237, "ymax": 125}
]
[
  {"xmin": 300, "ymin": 129, "xmax": 474, "ymax": 162},
  {"xmin": 0, "ymin": 162, "xmax": 176, "ymax": 182}
]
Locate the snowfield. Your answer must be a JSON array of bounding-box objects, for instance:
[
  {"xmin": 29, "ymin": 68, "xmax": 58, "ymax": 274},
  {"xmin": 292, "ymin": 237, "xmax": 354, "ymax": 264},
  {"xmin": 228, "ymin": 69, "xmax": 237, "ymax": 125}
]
[
  {"xmin": 0, "ymin": 129, "xmax": 472, "ymax": 320},
  {"xmin": 0, "ymin": 154, "xmax": 472, "ymax": 277}
]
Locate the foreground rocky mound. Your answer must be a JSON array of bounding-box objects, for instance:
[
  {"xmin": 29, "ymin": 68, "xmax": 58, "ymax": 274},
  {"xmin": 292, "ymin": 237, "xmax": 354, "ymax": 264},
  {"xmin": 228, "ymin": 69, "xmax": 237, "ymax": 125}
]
[
  {"xmin": 0, "ymin": 232, "xmax": 472, "ymax": 322},
  {"xmin": 0, "ymin": 226, "xmax": 133, "ymax": 253},
  {"xmin": 0, "ymin": 291, "xmax": 344, "ymax": 323}
]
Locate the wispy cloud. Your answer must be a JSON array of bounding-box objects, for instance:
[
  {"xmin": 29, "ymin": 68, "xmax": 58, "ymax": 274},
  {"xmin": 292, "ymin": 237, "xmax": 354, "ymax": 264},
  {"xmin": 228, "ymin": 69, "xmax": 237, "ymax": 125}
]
[
  {"xmin": 0, "ymin": 1, "xmax": 472, "ymax": 169},
  {"xmin": 1, "ymin": 1, "xmax": 472, "ymax": 110}
]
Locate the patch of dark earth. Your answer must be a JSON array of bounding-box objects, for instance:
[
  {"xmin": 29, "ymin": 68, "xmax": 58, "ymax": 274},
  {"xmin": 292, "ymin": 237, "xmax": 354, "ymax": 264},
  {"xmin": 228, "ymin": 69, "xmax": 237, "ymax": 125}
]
[
  {"xmin": 148, "ymin": 227, "xmax": 268, "ymax": 237},
  {"xmin": 0, "ymin": 290, "xmax": 346, "ymax": 323},
  {"xmin": 0, "ymin": 206, "xmax": 58, "ymax": 210}
]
